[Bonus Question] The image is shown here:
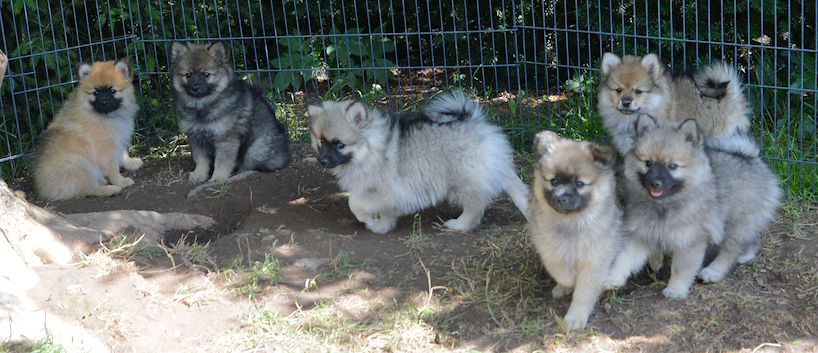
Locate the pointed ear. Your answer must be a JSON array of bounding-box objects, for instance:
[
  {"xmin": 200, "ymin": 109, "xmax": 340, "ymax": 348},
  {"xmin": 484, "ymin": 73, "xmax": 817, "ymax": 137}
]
[
  {"xmin": 533, "ymin": 130, "xmax": 561, "ymax": 157},
  {"xmin": 114, "ymin": 59, "xmax": 133, "ymax": 79},
  {"xmin": 170, "ymin": 42, "xmax": 189, "ymax": 64},
  {"xmin": 77, "ymin": 63, "xmax": 92, "ymax": 80},
  {"xmin": 641, "ymin": 54, "xmax": 664, "ymax": 79},
  {"xmin": 633, "ymin": 114, "xmax": 659, "ymax": 139},
  {"xmin": 345, "ymin": 101, "xmax": 369, "ymax": 128},
  {"xmin": 207, "ymin": 41, "xmax": 230, "ymax": 63},
  {"xmin": 307, "ymin": 103, "xmax": 324, "ymax": 120},
  {"xmin": 678, "ymin": 119, "xmax": 701, "ymax": 146},
  {"xmin": 600, "ymin": 53, "xmax": 621, "ymax": 76},
  {"xmin": 589, "ymin": 142, "xmax": 615, "ymax": 167}
]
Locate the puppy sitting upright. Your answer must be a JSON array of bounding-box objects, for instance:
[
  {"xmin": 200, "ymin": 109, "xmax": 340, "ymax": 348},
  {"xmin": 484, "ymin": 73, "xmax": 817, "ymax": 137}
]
[
  {"xmin": 307, "ymin": 91, "xmax": 530, "ymax": 234},
  {"xmin": 527, "ymin": 131, "xmax": 621, "ymax": 331},
  {"xmin": 170, "ymin": 42, "xmax": 290, "ymax": 183},
  {"xmin": 34, "ymin": 59, "xmax": 142, "ymax": 201}
]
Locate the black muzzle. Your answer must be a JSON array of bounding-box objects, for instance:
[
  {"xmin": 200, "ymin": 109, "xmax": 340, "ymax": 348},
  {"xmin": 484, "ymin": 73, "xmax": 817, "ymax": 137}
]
[
  {"xmin": 90, "ymin": 87, "xmax": 122, "ymax": 114},
  {"xmin": 184, "ymin": 73, "xmax": 213, "ymax": 98}
]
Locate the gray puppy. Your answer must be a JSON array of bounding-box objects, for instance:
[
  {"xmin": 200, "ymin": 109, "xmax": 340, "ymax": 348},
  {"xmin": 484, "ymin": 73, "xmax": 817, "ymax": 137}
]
[
  {"xmin": 307, "ymin": 91, "xmax": 529, "ymax": 234},
  {"xmin": 698, "ymin": 135, "xmax": 781, "ymax": 282},
  {"xmin": 171, "ymin": 41, "xmax": 290, "ymax": 183},
  {"xmin": 606, "ymin": 116, "xmax": 781, "ymax": 296},
  {"xmin": 605, "ymin": 116, "xmax": 725, "ymax": 298}
]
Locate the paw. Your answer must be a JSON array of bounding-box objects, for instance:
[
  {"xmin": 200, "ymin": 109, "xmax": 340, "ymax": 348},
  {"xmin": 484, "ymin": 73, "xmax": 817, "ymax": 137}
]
[
  {"xmin": 698, "ymin": 267, "xmax": 726, "ymax": 283},
  {"xmin": 208, "ymin": 170, "xmax": 231, "ymax": 183},
  {"xmin": 366, "ymin": 215, "xmax": 398, "ymax": 234},
  {"xmin": 551, "ymin": 285, "xmax": 573, "ymax": 299},
  {"xmin": 189, "ymin": 169, "xmax": 210, "ymax": 183},
  {"xmin": 603, "ymin": 275, "xmax": 626, "ymax": 290},
  {"xmin": 443, "ymin": 219, "xmax": 475, "ymax": 232},
  {"xmin": 122, "ymin": 157, "xmax": 143, "ymax": 171},
  {"xmin": 662, "ymin": 285, "xmax": 690, "ymax": 298},
  {"xmin": 94, "ymin": 185, "xmax": 123, "ymax": 197},
  {"xmin": 562, "ymin": 311, "xmax": 589, "ymax": 331},
  {"xmin": 366, "ymin": 221, "xmax": 395, "ymax": 234},
  {"xmin": 114, "ymin": 177, "xmax": 134, "ymax": 188}
]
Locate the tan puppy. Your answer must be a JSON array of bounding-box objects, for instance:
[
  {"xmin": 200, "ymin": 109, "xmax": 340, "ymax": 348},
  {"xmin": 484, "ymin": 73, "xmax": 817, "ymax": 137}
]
[
  {"xmin": 598, "ymin": 53, "xmax": 751, "ymax": 154},
  {"xmin": 528, "ymin": 131, "xmax": 621, "ymax": 330},
  {"xmin": 33, "ymin": 59, "xmax": 142, "ymax": 201}
]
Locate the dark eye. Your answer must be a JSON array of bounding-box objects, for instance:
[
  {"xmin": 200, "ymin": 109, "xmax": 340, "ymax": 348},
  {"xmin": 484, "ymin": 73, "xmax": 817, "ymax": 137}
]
[
  {"xmin": 668, "ymin": 163, "xmax": 678, "ymax": 170},
  {"xmin": 335, "ymin": 142, "xmax": 346, "ymax": 150},
  {"xmin": 645, "ymin": 160, "xmax": 653, "ymax": 168},
  {"xmin": 183, "ymin": 72, "xmax": 192, "ymax": 78},
  {"xmin": 575, "ymin": 180, "xmax": 585, "ymax": 188},
  {"xmin": 203, "ymin": 72, "xmax": 211, "ymax": 78},
  {"xmin": 320, "ymin": 138, "xmax": 327, "ymax": 144},
  {"xmin": 93, "ymin": 90, "xmax": 100, "ymax": 96},
  {"xmin": 549, "ymin": 178, "xmax": 559, "ymax": 186},
  {"xmin": 635, "ymin": 89, "xmax": 644, "ymax": 94},
  {"xmin": 615, "ymin": 88, "xmax": 623, "ymax": 93}
]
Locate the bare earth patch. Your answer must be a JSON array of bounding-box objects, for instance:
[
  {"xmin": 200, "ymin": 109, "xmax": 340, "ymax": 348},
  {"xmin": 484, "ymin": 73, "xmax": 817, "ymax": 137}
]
[{"xmin": 18, "ymin": 148, "xmax": 818, "ymax": 353}]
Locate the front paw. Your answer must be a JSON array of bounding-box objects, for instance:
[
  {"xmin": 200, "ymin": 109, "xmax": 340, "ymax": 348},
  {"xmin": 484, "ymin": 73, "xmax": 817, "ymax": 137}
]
[
  {"xmin": 662, "ymin": 285, "xmax": 690, "ymax": 298},
  {"xmin": 603, "ymin": 275, "xmax": 626, "ymax": 290},
  {"xmin": 697, "ymin": 267, "xmax": 726, "ymax": 283},
  {"xmin": 551, "ymin": 285, "xmax": 573, "ymax": 299},
  {"xmin": 189, "ymin": 169, "xmax": 210, "ymax": 183},
  {"xmin": 443, "ymin": 219, "xmax": 475, "ymax": 232},
  {"xmin": 208, "ymin": 169, "xmax": 231, "ymax": 183},
  {"xmin": 562, "ymin": 311, "xmax": 589, "ymax": 331},
  {"xmin": 365, "ymin": 214, "xmax": 397, "ymax": 234},
  {"xmin": 122, "ymin": 157, "xmax": 143, "ymax": 171},
  {"xmin": 114, "ymin": 177, "xmax": 134, "ymax": 188}
]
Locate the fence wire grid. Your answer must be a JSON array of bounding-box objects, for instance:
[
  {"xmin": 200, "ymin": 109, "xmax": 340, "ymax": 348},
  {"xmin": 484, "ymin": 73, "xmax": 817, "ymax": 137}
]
[{"xmin": 1, "ymin": 0, "xmax": 816, "ymax": 197}]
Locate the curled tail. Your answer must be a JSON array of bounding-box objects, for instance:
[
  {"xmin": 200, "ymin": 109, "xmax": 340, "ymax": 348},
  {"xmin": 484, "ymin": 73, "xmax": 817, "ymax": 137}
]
[
  {"xmin": 694, "ymin": 63, "xmax": 743, "ymax": 100},
  {"xmin": 423, "ymin": 91, "xmax": 488, "ymax": 124},
  {"xmin": 693, "ymin": 63, "xmax": 752, "ymax": 139}
]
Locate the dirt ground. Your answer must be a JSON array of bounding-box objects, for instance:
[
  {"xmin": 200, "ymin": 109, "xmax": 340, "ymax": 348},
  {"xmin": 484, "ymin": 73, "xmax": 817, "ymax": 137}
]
[{"xmin": 17, "ymin": 147, "xmax": 818, "ymax": 353}]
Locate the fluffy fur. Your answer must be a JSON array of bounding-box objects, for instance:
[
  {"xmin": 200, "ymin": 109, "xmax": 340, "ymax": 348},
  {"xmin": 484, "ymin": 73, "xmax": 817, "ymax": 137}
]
[
  {"xmin": 33, "ymin": 59, "xmax": 142, "ymax": 201},
  {"xmin": 528, "ymin": 131, "xmax": 621, "ymax": 330},
  {"xmin": 605, "ymin": 116, "xmax": 725, "ymax": 298},
  {"xmin": 171, "ymin": 41, "xmax": 290, "ymax": 183},
  {"xmin": 699, "ymin": 134, "xmax": 781, "ymax": 282},
  {"xmin": 598, "ymin": 53, "xmax": 751, "ymax": 154},
  {"xmin": 307, "ymin": 91, "xmax": 530, "ymax": 234}
]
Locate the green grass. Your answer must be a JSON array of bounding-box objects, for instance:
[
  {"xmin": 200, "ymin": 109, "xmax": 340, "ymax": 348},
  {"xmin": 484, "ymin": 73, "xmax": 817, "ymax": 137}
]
[
  {"xmin": 219, "ymin": 251, "xmax": 282, "ymax": 298},
  {"xmin": 0, "ymin": 336, "xmax": 67, "ymax": 353}
]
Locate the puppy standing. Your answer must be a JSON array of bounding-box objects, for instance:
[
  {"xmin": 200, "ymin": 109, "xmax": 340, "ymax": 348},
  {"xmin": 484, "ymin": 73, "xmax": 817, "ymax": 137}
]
[
  {"xmin": 597, "ymin": 53, "xmax": 750, "ymax": 154},
  {"xmin": 528, "ymin": 131, "xmax": 621, "ymax": 330},
  {"xmin": 171, "ymin": 42, "xmax": 290, "ymax": 183},
  {"xmin": 307, "ymin": 91, "xmax": 530, "ymax": 234},
  {"xmin": 34, "ymin": 59, "xmax": 143, "ymax": 201}
]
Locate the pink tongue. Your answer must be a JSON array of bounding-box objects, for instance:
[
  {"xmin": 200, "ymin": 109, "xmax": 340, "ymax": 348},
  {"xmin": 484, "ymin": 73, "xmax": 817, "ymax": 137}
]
[{"xmin": 650, "ymin": 188, "xmax": 663, "ymax": 198}]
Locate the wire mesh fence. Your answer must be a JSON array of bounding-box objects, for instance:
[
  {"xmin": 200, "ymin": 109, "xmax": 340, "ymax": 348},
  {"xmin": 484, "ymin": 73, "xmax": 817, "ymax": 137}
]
[{"xmin": 1, "ymin": 0, "xmax": 815, "ymax": 197}]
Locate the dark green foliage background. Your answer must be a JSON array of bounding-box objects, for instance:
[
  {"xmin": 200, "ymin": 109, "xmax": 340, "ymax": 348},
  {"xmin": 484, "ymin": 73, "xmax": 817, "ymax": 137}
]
[{"xmin": 0, "ymin": 0, "xmax": 815, "ymax": 196}]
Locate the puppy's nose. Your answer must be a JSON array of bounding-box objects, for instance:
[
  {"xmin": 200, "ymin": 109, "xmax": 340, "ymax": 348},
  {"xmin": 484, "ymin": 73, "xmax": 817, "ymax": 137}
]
[
  {"xmin": 621, "ymin": 99, "xmax": 632, "ymax": 108},
  {"xmin": 319, "ymin": 157, "xmax": 332, "ymax": 168},
  {"xmin": 557, "ymin": 194, "xmax": 574, "ymax": 205},
  {"xmin": 650, "ymin": 179, "xmax": 663, "ymax": 188}
]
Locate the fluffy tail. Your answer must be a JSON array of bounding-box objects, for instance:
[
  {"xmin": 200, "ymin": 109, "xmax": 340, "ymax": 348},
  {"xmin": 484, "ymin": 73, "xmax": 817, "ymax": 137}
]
[
  {"xmin": 423, "ymin": 91, "xmax": 488, "ymax": 124},
  {"xmin": 706, "ymin": 133, "xmax": 761, "ymax": 159},
  {"xmin": 505, "ymin": 173, "xmax": 530, "ymax": 220},
  {"xmin": 694, "ymin": 63, "xmax": 743, "ymax": 100},
  {"xmin": 693, "ymin": 63, "xmax": 752, "ymax": 140}
]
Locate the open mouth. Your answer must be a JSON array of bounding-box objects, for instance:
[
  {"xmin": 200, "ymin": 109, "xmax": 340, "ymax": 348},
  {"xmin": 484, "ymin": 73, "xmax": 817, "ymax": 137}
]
[{"xmin": 648, "ymin": 187, "xmax": 664, "ymax": 198}]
